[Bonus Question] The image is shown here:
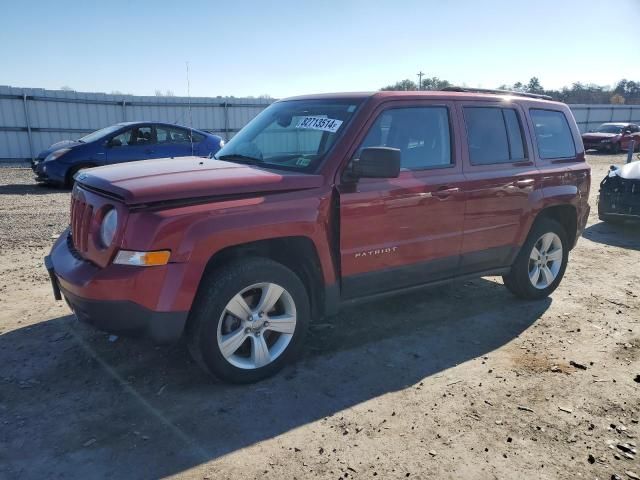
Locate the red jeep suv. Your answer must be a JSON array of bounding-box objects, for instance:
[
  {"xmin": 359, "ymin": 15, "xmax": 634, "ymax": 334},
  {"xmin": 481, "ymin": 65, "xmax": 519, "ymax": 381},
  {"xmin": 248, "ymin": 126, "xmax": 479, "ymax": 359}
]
[{"xmin": 45, "ymin": 89, "xmax": 591, "ymax": 383}]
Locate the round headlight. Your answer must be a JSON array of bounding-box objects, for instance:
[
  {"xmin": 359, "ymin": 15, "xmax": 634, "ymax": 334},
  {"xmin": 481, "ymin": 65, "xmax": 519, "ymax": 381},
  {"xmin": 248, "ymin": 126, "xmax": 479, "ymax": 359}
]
[{"xmin": 100, "ymin": 208, "xmax": 118, "ymax": 247}]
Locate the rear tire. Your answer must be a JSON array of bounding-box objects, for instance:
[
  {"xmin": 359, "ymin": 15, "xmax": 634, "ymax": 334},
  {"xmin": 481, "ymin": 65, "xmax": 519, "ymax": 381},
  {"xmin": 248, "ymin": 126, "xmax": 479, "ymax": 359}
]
[
  {"xmin": 503, "ymin": 218, "xmax": 569, "ymax": 300},
  {"xmin": 186, "ymin": 257, "xmax": 310, "ymax": 384}
]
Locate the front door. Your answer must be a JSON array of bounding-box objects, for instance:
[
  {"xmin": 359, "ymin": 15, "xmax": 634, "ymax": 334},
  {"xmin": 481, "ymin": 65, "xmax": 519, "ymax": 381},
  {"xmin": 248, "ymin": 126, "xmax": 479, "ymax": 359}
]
[
  {"xmin": 338, "ymin": 101, "xmax": 465, "ymax": 299},
  {"xmin": 105, "ymin": 125, "xmax": 156, "ymax": 164}
]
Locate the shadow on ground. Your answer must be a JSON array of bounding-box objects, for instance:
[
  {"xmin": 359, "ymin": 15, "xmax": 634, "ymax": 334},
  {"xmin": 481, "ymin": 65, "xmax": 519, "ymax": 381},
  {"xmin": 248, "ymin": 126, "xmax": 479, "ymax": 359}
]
[
  {"xmin": 0, "ymin": 278, "xmax": 550, "ymax": 479},
  {"xmin": 0, "ymin": 183, "xmax": 63, "ymax": 195},
  {"xmin": 583, "ymin": 220, "xmax": 640, "ymax": 251}
]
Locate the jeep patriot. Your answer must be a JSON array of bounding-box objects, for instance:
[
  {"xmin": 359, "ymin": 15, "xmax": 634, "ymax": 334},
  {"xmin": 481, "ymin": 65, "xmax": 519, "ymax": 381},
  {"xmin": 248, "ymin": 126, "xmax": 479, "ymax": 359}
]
[{"xmin": 46, "ymin": 89, "xmax": 591, "ymax": 383}]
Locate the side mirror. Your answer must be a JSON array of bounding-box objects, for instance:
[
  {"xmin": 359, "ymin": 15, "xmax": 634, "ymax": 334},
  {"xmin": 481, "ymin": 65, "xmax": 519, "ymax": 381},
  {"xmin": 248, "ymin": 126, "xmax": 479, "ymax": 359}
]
[
  {"xmin": 350, "ymin": 147, "xmax": 401, "ymax": 179},
  {"xmin": 623, "ymin": 129, "xmax": 632, "ymax": 135}
]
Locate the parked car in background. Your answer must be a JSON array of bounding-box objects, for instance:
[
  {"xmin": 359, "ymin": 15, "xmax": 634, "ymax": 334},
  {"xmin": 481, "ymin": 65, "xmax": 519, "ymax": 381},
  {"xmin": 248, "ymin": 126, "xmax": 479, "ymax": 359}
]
[
  {"xmin": 598, "ymin": 160, "xmax": 640, "ymax": 224},
  {"xmin": 32, "ymin": 122, "xmax": 224, "ymax": 187},
  {"xmin": 581, "ymin": 122, "xmax": 640, "ymax": 153},
  {"xmin": 45, "ymin": 89, "xmax": 590, "ymax": 383}
]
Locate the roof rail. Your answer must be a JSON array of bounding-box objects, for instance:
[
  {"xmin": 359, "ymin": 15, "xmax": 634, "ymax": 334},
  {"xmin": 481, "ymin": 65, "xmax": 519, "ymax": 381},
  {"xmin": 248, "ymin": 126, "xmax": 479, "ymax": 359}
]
[{"xmin": 441, "ymin": 86, "xmax": 554, "ymax": 101}]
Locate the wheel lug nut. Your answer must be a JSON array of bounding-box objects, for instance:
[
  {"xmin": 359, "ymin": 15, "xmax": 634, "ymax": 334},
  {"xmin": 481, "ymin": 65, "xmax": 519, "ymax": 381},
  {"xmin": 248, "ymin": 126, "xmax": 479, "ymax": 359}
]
[
  {"xmin": 264, "ymin": 321, "xmax": 269, "ymax": 327},
  {"xmin": 245, "ymin": 328, "xmax": 250, "ymax": 333}
]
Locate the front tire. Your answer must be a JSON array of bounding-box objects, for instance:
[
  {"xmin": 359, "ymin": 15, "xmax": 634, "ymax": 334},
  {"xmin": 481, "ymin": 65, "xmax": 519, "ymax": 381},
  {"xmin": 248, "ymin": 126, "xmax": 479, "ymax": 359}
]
[
  {"xmin": 65, "ymin": 164, "xmax": 93, "ymax": 188},
  {"xmin": 186, "ymin": 258, "xmax": 310, "ymax": 383},
  {"xmin": 503, "ymin": 218, "xmax": 569, "ymax": 300}
]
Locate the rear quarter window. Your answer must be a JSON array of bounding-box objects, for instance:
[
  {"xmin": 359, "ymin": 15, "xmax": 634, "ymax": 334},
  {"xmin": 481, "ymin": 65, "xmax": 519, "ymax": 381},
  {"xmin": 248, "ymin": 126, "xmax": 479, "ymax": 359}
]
[{"xmin": 529, "ymin": 109, "xmax": 576, "ymax": 159}]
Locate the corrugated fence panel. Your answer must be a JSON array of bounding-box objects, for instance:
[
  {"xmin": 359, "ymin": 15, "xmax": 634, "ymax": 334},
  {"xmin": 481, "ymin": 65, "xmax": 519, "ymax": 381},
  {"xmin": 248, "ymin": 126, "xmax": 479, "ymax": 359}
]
[
  {"xmin": 4, "ymin": 85, "xmax": 640, "ymax": 164},
  {"xmin": 0, "ymin": 86, "xmax": 274, "ymax": 163},
  {"xmin": 570, "ymin": 104, "xmax": 640, "ymax": 133}
]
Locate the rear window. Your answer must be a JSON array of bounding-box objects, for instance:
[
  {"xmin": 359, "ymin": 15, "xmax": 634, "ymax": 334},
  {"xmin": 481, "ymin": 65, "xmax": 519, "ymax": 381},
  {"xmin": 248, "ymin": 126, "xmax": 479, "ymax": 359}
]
[
  {"xmin": 530, "ymin": 109, "xmax": 576, "ymax": 159},
  {"xmin": 463, "ymin": 107, "xmax": 527, "ymax": 165}
]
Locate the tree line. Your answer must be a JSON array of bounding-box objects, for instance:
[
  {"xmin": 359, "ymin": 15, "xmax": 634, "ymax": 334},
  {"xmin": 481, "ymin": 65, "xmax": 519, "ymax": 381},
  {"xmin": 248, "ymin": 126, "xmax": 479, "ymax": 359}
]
[{"xmin": 381, "ymin": 77, "xmax": 640, "ymax": 104}]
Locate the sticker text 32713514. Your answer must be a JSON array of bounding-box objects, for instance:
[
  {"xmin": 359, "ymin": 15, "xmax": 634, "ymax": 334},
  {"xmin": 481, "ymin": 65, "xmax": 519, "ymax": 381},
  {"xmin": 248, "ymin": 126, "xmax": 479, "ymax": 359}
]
[{"xmin": 296, "ymin": 116, "xmax": 343, "ymax": 133}]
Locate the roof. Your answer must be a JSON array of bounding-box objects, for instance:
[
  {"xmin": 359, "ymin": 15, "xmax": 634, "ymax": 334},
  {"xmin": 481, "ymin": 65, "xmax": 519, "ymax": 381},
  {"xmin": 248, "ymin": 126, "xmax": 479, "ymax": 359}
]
[{"xmin": 281, "ymin": 90, "xmax": 560, "ymax": 105}]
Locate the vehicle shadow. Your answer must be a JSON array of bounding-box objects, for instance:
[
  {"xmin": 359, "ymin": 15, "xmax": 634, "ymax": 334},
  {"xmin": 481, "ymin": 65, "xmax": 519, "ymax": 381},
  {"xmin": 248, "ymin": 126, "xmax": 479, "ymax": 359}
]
[
  {"xmin": 582, "ymin": 221, "xmax": 640, "ymax": 251},
  {"xmin": 0, "ymin": 183, "xmax": 64, "ymax": 195},
  {"xmin": 0, "ymin": 278, "xmax": 550, "ymax": 479}
]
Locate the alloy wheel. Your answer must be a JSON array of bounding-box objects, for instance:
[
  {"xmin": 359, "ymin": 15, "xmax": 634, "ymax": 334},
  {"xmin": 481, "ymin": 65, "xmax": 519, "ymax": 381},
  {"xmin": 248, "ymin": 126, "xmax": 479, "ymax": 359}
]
[
  {"xmin": 528, "ymin": 232, "xmax": 563, "ymax": 289},
  {"xmin": 216, "ymin": 282, "xmax": 297, "ymax": 369}
]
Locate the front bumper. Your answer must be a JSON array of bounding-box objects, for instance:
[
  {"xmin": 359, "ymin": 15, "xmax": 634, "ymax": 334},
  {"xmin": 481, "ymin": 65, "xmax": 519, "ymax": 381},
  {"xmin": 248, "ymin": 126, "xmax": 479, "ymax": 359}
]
[
  {"xmin": 598, "ymin": 174, "xmax": 640, "ymax": 221},
  {"xmin": 45, "ymin": 230, "xmax": 188, "ymax": 343},
  {"xmin": 32, "ymin": 160, "xmax": 66, "ymax": 185}
]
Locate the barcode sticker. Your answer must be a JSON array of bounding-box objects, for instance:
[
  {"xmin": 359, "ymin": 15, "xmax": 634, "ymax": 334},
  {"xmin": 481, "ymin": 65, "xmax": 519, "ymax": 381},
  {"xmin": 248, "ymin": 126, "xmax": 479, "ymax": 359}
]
[{"xmin": 296, "ymin": 116, "xmax": 343, "ymax": 133}]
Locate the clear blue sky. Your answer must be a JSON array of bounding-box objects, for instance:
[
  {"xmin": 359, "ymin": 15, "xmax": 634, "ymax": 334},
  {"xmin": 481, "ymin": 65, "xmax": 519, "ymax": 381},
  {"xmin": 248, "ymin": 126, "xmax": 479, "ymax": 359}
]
[{"xmin": 1, "ymin": 0, "xmax": 639, "ymax": 98}]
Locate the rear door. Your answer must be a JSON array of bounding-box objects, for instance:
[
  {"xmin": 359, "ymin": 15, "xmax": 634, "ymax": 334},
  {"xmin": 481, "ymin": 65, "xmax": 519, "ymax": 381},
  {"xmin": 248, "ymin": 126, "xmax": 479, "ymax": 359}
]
[
  {"xmin": 154, "ymin": 125, "xmax": 200, "ymax": 158},
  {"xmin": 456, "ymin": 102, "xmax": 541, "ymax": 274},
  {"xmin": 337, "ymin": 100, "xmax": 466, "ymax": 299},
  {"xmin": 105, "ymin": 125, "xmax": 156, "ymax": 164}
]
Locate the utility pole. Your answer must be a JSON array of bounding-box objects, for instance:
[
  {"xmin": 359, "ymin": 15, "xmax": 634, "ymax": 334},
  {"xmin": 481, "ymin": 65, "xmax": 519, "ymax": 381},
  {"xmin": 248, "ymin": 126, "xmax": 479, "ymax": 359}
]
[{"xmin": 417, "ymin": 71, "xmax": 424, "ymax": 90}]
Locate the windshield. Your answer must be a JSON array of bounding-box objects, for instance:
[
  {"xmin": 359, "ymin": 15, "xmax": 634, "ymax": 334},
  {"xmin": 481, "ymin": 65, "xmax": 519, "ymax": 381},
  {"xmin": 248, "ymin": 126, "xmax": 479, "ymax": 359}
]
[
  {"xmin": 79, "ymin": 124, "xmax": 125, "ymax": 143},
  {"xmin": 595, "ymin": 124, "xmax": 624, "ymax": 134},
  {"xmin": 215, "ymin": 99, "xmax": 361, "ymax": 171}
]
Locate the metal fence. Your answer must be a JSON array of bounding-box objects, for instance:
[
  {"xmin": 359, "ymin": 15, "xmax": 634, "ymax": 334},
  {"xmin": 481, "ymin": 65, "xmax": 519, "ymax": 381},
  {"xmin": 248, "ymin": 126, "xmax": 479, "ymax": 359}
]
[
  {"xmin": 2, "ymin": 85, "xmax": 640, "ymax": 165},
  {"xmin": 569, "ymin": 104, "xmax": 640, "ymax": 133},
  {"xmin": 0, "ymin": 85, "xmax": 274, "ymax": 164}
]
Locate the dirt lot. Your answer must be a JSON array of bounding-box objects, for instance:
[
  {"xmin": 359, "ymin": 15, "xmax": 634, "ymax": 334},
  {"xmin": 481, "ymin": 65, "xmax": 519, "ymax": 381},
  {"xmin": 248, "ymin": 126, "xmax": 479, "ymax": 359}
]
[{"xmin": 0, "ymin": 155, "xmax": 638, "ymax": 480}]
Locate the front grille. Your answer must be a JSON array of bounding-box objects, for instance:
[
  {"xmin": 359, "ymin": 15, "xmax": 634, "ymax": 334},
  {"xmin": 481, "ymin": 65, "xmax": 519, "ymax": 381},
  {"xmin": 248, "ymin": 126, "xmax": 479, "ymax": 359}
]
[{"xmin": 70, "ymin": 192, "xmax": 94, "ymax": 253}]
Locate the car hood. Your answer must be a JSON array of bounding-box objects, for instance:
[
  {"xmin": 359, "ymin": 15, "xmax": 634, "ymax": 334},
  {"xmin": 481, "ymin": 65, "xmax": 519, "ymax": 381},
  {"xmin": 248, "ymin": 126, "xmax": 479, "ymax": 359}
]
[
  {"xmin": 582, "ymin": 132, "xmax": 618, "ymax": 140},
  {"xmin": 37, "ymin": 140, "xmax": 82, "ymax": 159},
  {"xmin": 76, "ymin": 156, "xmax": 324, "ymax": 206}
]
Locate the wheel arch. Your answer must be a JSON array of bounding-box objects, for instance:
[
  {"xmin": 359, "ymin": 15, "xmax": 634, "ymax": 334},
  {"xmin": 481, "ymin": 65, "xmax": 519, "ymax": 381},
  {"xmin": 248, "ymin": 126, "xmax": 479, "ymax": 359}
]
[
  {"xmin": 66, "ymin": 162, "xmax": 97, "ymax": 187},
  {"xmin": 196, "ymin": 236, "xmax": 327, "ymax": 321},
  {"xmin": 533, "ymin": 204, "xmax": 578, "ymax": 249}
]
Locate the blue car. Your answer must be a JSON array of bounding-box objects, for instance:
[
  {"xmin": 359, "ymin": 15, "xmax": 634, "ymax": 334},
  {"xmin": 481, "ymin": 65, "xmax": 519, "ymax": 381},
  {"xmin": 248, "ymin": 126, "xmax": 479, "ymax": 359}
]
[{"xmin": 32, "ymin": 122, "xmax": 224, "ymax": 187}]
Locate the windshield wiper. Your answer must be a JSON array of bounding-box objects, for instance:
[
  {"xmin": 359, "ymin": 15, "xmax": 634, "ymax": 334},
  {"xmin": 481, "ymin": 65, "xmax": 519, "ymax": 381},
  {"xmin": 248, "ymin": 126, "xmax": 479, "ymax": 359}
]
[{"xmin": 217, "ymin": 154, "xmax": 264, "ymax": 165}]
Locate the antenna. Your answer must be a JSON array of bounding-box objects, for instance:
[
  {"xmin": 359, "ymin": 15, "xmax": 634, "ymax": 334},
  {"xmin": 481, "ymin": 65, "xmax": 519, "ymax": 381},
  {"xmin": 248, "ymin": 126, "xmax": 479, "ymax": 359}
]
[
  {"xmin": 186, "ymin": 61, "xmax": 194, "ymax": 156},
  {"xmin": 417, "ymin": 71, "xmax": 424, "ymax": 90}
]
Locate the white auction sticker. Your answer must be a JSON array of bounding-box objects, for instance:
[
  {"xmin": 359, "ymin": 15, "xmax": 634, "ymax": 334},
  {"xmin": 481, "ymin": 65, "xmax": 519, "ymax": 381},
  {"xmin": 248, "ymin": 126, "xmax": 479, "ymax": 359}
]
[{"xmin": 296, "ymin": 116, "xmax": 343, "ymax": 133}]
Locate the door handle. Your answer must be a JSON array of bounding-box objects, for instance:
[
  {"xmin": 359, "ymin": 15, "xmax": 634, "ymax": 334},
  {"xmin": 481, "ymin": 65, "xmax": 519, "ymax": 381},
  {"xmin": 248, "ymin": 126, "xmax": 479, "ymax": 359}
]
[
  {"xmin": 432, "ymin": 186, "xmax": 460, "ymax": 199},
  {"xmin": 515, "ymin": 178, "xmax": 535, "ymax": 188}
]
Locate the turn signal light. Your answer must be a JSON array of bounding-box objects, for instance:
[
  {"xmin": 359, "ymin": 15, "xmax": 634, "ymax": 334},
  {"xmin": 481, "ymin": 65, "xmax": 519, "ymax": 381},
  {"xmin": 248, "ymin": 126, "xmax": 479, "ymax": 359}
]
[{"xmin": 113, "ymin": 250, "xmax": 171, "ymax": 267}]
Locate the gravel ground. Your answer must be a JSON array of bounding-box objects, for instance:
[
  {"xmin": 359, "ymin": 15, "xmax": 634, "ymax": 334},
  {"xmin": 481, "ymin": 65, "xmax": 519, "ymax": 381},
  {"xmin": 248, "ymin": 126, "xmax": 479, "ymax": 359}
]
[{"xmin": 0, "ymin": 155, "xmax": 639, "ymax": 480}]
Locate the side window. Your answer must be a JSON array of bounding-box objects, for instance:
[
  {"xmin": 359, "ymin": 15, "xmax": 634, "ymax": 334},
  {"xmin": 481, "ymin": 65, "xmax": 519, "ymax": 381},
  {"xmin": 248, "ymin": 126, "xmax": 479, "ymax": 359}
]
[
  {"xmin": 503, "ymin": 109, "xmax": 526, "ymax": 160},
  {"xmin": 630, "ymin": 124, "xmax": 640, "ymax": 133},
  {"xmin": 156, "ymin": 127, "xmax": 171, "ymax": 144},
  {"xmin": 130, "ymin": 126, "xmax": 154, "ymax": 145},
  {"xmin": 156, "ymin": 126, "xmax": 204, "ymax": 144},
  {"xmin": 356, "ymin": 107, "xmax": 452, "ymax": 170},
  {"xmin": 529, "ymin": 109, "xmax": 576, "ymax": 159},
  {"xmin": 110, "ymin": 129, "xmax": 133, "ymax": 147},
  {"xmin": 463, "ymin": 107, "xmax": 527, "ymax": 165}
]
